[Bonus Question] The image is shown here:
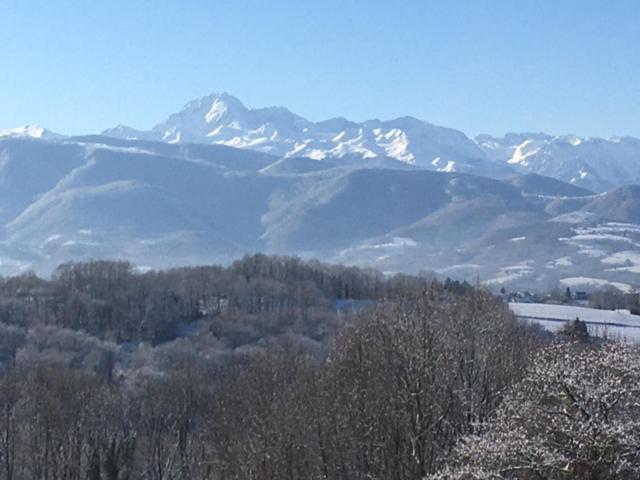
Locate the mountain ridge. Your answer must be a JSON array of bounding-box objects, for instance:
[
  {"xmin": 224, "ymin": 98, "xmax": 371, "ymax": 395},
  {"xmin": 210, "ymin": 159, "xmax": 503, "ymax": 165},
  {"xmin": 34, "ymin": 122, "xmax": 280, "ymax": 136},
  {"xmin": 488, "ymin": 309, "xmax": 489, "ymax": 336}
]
[
  {"xmin": 0, "ymin": 133, "xmax": 638, "ymax": 293},
  {"xmin": 97, "ymin": 93, "xmax": 640, "ymax": 192},
  {"xmin": 101, "ymin": 93, "xmax": 507, "ymax": 178},
  {"xmin": 5, "ymin": 93, "xmax": 640, "ymax": 192}
]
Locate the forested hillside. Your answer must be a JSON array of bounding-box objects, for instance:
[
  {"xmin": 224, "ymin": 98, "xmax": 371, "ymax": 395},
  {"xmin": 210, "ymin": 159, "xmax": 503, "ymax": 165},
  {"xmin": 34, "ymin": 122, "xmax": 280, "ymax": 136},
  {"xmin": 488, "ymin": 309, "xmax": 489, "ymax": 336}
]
[
  {"xmin": 1, "ymin": 134, "xmax": 640, "ymax": 292},
  {"xmin": 0, "ymin": 254, "xmax": 424, "ymax": 349}
]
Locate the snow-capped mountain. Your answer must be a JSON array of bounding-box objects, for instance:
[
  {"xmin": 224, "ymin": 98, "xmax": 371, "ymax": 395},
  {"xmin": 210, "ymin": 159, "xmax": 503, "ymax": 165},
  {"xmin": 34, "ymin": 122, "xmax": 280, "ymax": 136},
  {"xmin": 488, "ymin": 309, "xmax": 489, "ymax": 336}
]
[
  {"xmin": 475, "ymin": 133, "xmax": 640, "ymax": 192},
  {"xmin": 102, "ymin": 93, "xmax": 640, "ymax": 191},
  {"xmin": 102, "ymin": 93, "xmax": 508, "ymax": 177},
  {"xmin": 0, "ymin": 125, "xmax": 63, "ymax": 140}
]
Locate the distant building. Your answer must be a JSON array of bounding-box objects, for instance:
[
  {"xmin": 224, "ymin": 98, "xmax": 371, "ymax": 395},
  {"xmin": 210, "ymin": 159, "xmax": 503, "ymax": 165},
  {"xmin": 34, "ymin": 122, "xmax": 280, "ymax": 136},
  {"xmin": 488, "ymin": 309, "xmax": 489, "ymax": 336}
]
[
  {"xmin": 507, "ymin": 290, "xmax": 539, "ymax": 303},
  {"xmin": 574, "ymin": 291, "xmax": 589, "ymax": 301}
]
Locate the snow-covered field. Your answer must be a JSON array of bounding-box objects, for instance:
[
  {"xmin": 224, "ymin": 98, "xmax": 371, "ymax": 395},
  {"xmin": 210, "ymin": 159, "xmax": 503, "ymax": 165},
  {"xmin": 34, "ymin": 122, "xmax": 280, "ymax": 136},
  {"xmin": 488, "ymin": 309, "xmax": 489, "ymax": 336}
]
[{"xmin": 509, "ymin": 302, "xmax": 640, "ymax": 342}]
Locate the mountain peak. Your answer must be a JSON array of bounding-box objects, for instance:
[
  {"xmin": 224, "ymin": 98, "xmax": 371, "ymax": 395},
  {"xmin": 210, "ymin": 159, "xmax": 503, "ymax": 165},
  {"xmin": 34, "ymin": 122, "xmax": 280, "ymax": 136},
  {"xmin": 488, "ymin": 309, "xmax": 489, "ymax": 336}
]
[
  {"xmin": 0, "ymin": 125, "xmax": 63, "ymax": 140},
  {"xmin": 180, "ymin": 92, "xmax": 248, "ymax": 123},
  {"xmin": 100, "ymin": 93, "xmax": 493, "ymax": 168}
]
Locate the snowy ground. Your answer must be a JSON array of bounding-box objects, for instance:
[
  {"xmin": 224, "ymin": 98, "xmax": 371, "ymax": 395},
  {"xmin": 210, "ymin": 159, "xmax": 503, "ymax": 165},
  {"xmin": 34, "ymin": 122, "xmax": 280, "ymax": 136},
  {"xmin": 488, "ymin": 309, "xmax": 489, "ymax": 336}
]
[{"xmin": 509, "ymin": 302, "xmax": 640, "ymax": 342}]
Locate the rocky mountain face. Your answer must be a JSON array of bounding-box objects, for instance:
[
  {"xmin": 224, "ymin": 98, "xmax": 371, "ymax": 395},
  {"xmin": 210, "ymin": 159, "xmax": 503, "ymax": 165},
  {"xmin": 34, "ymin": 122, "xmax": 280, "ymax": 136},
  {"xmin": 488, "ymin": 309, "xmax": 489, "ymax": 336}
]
[
  {"xmin": 102, "ymin": 93, "xmax": 511, "ymax": 178},
  {"xmin": 475, "ymin": 133, "xmax": 640, "ymax": 192},
  {"xmin": 102, "ymin": 93, "xmax": 640, "ymax": 192}
]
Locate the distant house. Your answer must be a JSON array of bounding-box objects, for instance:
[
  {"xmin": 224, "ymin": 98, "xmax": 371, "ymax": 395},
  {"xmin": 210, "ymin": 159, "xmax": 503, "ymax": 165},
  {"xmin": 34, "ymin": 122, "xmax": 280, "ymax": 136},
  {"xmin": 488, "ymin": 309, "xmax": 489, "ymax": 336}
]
[
  {"xmin": 507, "ymin": 290, "xmax": 538, "ymax": 303},
  {"xmin": 574, "ymin": 291, "xmax": 589, "ymax": 301}
]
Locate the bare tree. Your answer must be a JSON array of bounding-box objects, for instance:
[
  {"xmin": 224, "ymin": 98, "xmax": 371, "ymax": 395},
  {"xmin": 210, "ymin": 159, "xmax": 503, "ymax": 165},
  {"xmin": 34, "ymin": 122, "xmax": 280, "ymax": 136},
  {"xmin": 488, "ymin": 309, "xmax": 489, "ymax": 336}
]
[{"xmin": 432, "ymin": 342, "xmax": 640, "ymax": 479}]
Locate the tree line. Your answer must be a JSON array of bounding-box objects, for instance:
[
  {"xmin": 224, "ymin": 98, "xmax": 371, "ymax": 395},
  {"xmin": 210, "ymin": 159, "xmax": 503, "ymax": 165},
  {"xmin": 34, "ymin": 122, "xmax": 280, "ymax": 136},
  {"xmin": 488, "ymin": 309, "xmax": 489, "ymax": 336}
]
[{"xmin": 0, "ymin": 255, "xmax": 427, "ymax": 346}]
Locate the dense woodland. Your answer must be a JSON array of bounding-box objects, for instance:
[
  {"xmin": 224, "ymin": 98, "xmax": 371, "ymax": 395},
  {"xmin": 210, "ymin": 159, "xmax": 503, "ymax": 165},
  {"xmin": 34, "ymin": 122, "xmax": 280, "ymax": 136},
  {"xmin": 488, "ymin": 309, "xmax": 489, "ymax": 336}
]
[{"xmin": 0, "ymin": 255, "xmax": 636, "ymax": 479}]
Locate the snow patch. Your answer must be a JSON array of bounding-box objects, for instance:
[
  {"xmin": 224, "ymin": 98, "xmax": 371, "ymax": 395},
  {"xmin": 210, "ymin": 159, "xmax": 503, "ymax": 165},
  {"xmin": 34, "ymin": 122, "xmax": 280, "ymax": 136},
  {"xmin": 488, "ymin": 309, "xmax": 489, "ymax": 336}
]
[
  {"xmin": 548, "ymin": 256, "xmax": 573, "ymax": 268},
  {"xmin": 560, "ymin": 277, "xmax": 633, "ymax": 293}
]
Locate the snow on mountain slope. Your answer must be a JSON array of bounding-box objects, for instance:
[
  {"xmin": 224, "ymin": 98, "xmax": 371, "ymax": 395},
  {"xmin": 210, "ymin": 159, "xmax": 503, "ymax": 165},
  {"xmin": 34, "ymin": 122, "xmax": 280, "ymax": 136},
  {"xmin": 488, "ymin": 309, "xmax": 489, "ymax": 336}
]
[
  {"xmin": 335, "ymin": 184, "xmax": 640, "ymax": 292},
  {"xmin": 475, "ymin": 133, "xmax": 640, "ymax": 192},
  {"xmin": 102, "ymin": 93, "xmax": 509, "ymax": 177},
  {"xmin": 0, "ymin": 125, "xmax": 63, "ymax": 140},
  {"xmin": 101, "ymin": 93, "xmax": 640, "ymax": 191}
]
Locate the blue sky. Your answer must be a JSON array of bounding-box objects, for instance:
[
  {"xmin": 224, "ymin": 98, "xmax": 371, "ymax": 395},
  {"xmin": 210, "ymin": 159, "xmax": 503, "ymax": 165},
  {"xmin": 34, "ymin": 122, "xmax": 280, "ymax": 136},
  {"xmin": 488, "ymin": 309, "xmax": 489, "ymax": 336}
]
[{"xmin": 1, "ymin": 0, "xmax": 638, "ymax": 137}]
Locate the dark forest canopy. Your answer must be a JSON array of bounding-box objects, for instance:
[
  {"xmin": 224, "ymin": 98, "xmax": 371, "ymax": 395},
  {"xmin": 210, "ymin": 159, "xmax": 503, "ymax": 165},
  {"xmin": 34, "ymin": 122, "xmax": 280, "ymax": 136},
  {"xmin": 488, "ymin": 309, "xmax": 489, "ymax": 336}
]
[{"xmin": 0, "ymin": 254, "xmax": 431, "ymax": 347}]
